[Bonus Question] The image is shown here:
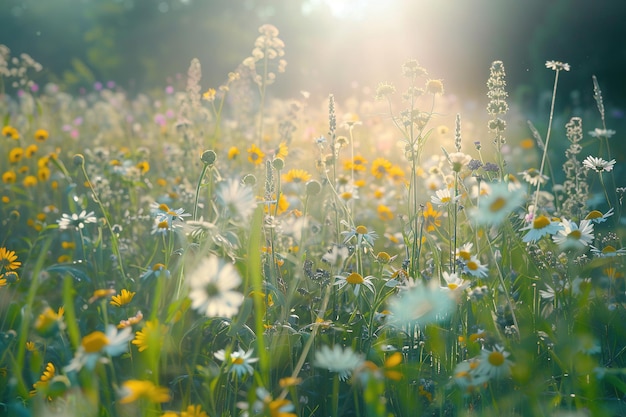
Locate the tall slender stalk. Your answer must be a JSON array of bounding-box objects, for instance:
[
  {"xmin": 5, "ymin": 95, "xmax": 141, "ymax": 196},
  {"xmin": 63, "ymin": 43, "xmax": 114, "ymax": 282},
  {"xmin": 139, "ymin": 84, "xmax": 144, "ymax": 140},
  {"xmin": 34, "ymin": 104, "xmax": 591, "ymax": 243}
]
[{"xmin": 533, "ymin": 62, "xmax": 568, "ymax": 216}]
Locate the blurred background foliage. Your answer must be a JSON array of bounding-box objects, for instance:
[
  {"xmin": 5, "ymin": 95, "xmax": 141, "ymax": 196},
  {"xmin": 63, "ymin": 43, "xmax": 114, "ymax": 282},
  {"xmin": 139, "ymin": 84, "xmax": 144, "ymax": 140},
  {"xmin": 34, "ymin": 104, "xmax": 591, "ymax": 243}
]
[{"xmin": 2, "ymin": 0, "xmax": 626, "ymax": 112}]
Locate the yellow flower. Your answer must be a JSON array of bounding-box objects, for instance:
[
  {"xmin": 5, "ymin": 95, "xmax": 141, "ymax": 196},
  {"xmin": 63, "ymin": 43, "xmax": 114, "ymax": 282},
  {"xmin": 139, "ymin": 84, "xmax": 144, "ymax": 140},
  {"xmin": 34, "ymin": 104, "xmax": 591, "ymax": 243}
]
[
  {"xmin": 2, "ymin": 171, "xmax": 16, "ymax": 184},
  {"xmin": 519, "ymin": 137, "xmax": 534, "ymax": 149},
  {"xmin": 0, "ymin": 247, "xmax": 21, "ymax": 271},
  {"xmin": 26, "ymin": 341, "xmax": 36, "ymax": 351},
  {"xmin": 422, "ymin": 202, "xmax": 442, "ymax": 232},
  {"xmin": 81, "ymin": 331, "xmax": 109, "ymax": 353},
  {"xmin": 377, "ymin": 204, "xmax": 394, "ymax": 221},
  {"xmin": 247, "ymin": 144, "xmax": 265, "ymax": 165},
  {"xmin": 132, "ymin": 320, "xmax": 166, "ymax": 352},
  {"xmin": 371, "ymin": 157, "xmax": 392, "ymax": 179},
  {"xmin": 89, "ymin": 288, "xmax": 116, "ymax": 303},
  {"xmin": 119, "ymin": 379, "xmax": 171, "ymax": 404},
  {"xmin": 388, "ymin": 165, "xmax": 405, "ymax": 183},
  {"xmin": 2, "ymin": 125, "xmax": 20, "ymax": 140},
  {"xmin": 180, "ymin": 404, "xmax": 209, "ymax": 417},
  {"xmin": 61, "ymin": 241, "xmax": 76, "ymax": 249},
  {"xmin": 227, "ymin": 146, "xmax": 240, "ymax": 159},
  {"xmin": 9, "ymin": 147, "xmax": 24, "ymax": 163},
  {"xmin": 34, "ymin": 129, "xmax": 49, "ymax": 142},
  {"xmin": 0, "ymin": 276, "xmax": 6, "ymax": 287},
  {"xmin": 31, "ymin": 362, "xmax": 56, "ymax": 394},
  {"xmin": 57, "ymin": 255, "xmax": 71, "ymax": 263},
  {"xmin": 274, "ymin": 142, "xmax": 288, "ymax": 159},
  {"xmin": 25, "ymin": 144, "xmax": 38, "ymax": 158},
  {"xmin": 261, "ymin": 396, "xmax": 297, "ymax": 417},
  {"xmin": 23, "ymin": 175, "xmax": 38, "ymax": 187},
  {"xmin": 283, "ymin": 169, "xmax": 311, "ymax": 183},
  {"xmin": 279, "ymin": 376, "xmax": 302, "ymax": 388},
  {"xmin": 38, "ymin": 155, "xmax": 50, "ymax": 168},
  {"xmin": 38, "ymin": 167, "xmax": 51, "ymax": 181},
  {"xmin": 361, "ymin": 351, "xmax": 404, "ymax": 381},
  {"xmin": 344, "ymin": 155, "xmax": 367, "ymax": 172},
  {"xmin": 136, "ymin": 161, "xmax": 150, "ymax": 174},
  {"xmin": 34, "ymin": 306, "xmax": 65, "ymax": 335},
  {"xmin": 202, "ymin": 88, "xmax": 216, "ymax": 102},
  {"xmin": 110, "ymin": 289, "xmax": 136, "ymax": 307},
  {"xmin": 265, "ymin": 193, "xmax": 289, "ymax": 215},
  {"xmin": 425, "ymin": 79, "xmax": 444, "ymax": 95}
]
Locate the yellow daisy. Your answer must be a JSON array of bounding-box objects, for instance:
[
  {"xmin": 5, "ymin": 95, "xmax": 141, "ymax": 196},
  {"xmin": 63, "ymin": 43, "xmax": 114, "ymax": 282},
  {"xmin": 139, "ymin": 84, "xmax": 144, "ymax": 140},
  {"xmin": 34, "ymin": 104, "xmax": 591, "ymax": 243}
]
[{"xmin": 110, "ymin": 289, "xmax": 136, "ymax": 307}]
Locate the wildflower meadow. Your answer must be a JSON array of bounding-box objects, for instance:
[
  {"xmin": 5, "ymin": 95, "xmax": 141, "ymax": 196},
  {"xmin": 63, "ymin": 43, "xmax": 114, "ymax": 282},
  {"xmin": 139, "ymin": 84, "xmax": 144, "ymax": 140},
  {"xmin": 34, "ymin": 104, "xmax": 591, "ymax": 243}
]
[{"xmin": 1, "ymin": 22, "xmax": 626, "ymax": 417}]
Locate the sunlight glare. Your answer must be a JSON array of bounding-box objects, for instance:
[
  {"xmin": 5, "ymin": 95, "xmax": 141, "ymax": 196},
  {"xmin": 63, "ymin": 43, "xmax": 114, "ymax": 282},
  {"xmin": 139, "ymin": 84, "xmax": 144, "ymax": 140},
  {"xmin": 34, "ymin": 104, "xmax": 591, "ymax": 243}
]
[{"xmin": 306, "ymin": 0, "xmax": 396, "ymax": 20}]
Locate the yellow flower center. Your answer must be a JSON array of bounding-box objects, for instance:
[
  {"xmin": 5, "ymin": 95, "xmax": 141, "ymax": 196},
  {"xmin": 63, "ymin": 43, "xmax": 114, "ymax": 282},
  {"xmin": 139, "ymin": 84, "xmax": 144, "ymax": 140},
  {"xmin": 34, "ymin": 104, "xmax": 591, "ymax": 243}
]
[
  {"xmin": 377, "ymin": 252, "xmax": 391, "ymax": 262},
  {"xmin": 158, "ymin": 203, "xmax": 169, "ymax": 212},
  {"xmin": 448, "ymin": 283, "xmax": 459, "ymax": 290},
  {"xmin": 355, "ymin": 225, "xmax": 368, "ymax": 235},
  {"xmin": 488, "ymin": 351, "xmax": 505, "ymax": 366},
  {"xmin": 458, "ymin": 251, "xmax": 471, "ymax": 261},
  {"xmin": 602, "ymin": 245, "xmax": 616, "ymax": 254},
  {"xmin": 346, "ymin": 272, "xmax": 364, "ymax": 285},
  {"xmin": 467, "ymin": 261, "xmax": 478, "ymax": 271},
  {"xmin": 232, "ymin": 357, "xmax": 244, "ymax": 365},
  {"xmin": 489, "ymin": 197, "xmax": 506, "ymax": 212},
  {"xmin": 532, "ymin": 215, "xmax": 550, "ymax": 229},
  {"xmin": 441, "ymin": 196, "xmax": 451, "ymax": 203},
  {"xmin": 585, "ymin": 210, "xmax": 602, "ymax": 220},
  {"xmin": 82, "ymin": 331, "xmax": 109, "ymax": 353},
  {"xmin": 568, "ymin": 230, "xmax": 582, "ymax": 240}
]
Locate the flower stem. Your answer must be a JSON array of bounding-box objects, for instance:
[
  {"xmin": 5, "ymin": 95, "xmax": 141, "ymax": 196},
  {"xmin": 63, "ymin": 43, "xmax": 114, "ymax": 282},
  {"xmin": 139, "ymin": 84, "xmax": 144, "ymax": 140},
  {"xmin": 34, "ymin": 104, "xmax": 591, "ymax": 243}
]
[{"xmin": 533, "ymin": 69, "xmax": 561, "ymax": 217}]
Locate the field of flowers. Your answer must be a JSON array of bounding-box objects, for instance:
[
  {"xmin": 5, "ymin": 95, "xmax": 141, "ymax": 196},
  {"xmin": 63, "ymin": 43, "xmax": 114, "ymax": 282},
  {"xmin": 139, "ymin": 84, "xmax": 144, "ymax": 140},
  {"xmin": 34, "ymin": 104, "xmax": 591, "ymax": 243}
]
[{"xmin": 1, "ymin": 24, "xmax": 625, "ymax": 417}]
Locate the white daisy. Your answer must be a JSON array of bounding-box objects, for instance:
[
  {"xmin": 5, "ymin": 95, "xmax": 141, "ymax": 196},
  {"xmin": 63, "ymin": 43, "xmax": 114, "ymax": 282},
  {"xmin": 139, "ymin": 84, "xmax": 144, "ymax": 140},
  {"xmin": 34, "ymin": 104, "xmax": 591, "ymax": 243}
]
[
  {"xmin": 582, "ymin": 156, "xmax": 616, "ymax": 173},
  {"xmin": 552, "ymin": 219, "xmax": 594, "ymax": 250},
  {"xmin": 519, "ymin": 168, "xmax": 548, "ymax": 186},
  {"xmin": 470, "ymin": 182, "xmax": 525, "ymax": 226},
  {"xmin": 216, "ymin": 178, "xmax": 258, "ymax": 222},
  {"xmin": 440, "ymin": 271, "xmax": 470, "ymax": 293},
  {"xmin": 572, "ymin": 277, "xmax": 593, "ymax": 297},
  {"xmin": 584, "ymin": 208, "xmax": 614, "ymax": 224},
  {"xmin": 214, "ymin": 347, "xmax": 258, "ymax": 378},
  {"xmin": 388, "ymin": 281, "xmax": 454, "ymax": 328},
  {"xmin": 187, "ymin": 255, "xmax": 244, "ymax": 318},
  {"xmin": 462, "ymin": 255, "xmax": 489, "ymax": 278},
  {"xmin": 341, "ymin": 222, "xmax": 377, "ymax": 248},
  {"xmin": 474, "ymin": 345, "xmax": 513, "ymax": 380},
  {"xmin": 334, "ymin": 272, "xmax": 375, "ymax": 296},
  {"xmin": 590, "ymin": 245, "xmax": 626, "ymax": 258},
  {"xmin": 150, "ymin": 202, "xmax": 191, "ymax": 224},
  {"xmin": 57, "ymin": 210, "xmax": 98, "ymax": 230},
  {"xmin": 505, "ymin": 173, "xmax": 523, "ymax": 191},
  {"xmin": 314, "ymin": 345, "xmax": 365, "ymax": 381},
  {"xmin": 520, "ymin": 215, "xmax": 563, "ymax": 243},
  {"xmin": 430, "ymin": 188, "xmax": 460, "ymax": 206},
  {"xmin": 64, "ymin": 325, "xmax": 133, "ymax": 372},
  {"xmin": 447, "ymin": 152, "xmax": 472, "ymax": 173},
  {"xmin": 452, "ymin": 358, "xmax": 488, "ymax": 392},
  {"xmin": 545, "ymin": 60, "xmax": 570, "ymax": 71},
  {"xmin": 588, "ymin": 128, "xmax": 616, "ymax": 139},
  {"xmin": 455, "ymin": 242, "xmax": 474, "ymax": 263}
]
